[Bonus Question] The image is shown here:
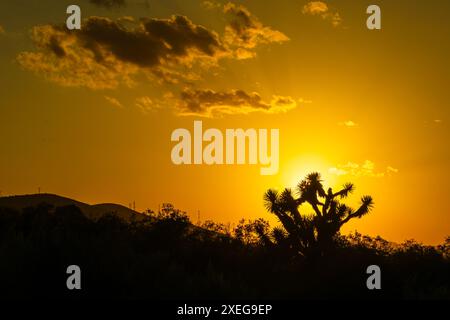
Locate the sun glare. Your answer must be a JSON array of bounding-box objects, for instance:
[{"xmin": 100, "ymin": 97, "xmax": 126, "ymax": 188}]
[{"xmin": 282, "ymin": 155, "xmax": 336, "ymax": 189}]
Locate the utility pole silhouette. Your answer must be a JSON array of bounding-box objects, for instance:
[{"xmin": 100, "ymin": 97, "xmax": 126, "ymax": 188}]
[
  {"xmin": 197, "ymin": 210, "xmax": 200, "ymax": 225},
  {"xmin": 38, "ymin": 187, "xmax": 41, "ymax": 194}
]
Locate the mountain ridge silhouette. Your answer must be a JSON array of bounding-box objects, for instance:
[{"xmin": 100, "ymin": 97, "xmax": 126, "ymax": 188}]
[{"xmin": 0, "ymin": 193, "xmax": 143, "ymax": 222}]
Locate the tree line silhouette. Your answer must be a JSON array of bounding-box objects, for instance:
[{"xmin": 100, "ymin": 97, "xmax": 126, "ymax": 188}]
[{"xmin": 0, "ymin": 173, "xmax": 448, "ymax": 299}]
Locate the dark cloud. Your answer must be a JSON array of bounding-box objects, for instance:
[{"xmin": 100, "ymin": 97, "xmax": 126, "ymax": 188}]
[
  {"xmin": 17, "ymin": 16, "xmax": 226, "ymax": 89},
  {"xmin": 181, "ymin": 89, "xmax": 269, "ymax": 111},
  {"xmin": 143, "ymin": 15, "xmax": 222, "ymax": 58},
  {"xmin": 79, "ymin": 17, "xmax": 165, "ymax": 67},
  {"xmin": 68, "ymin": 16, "xmax": 223, "ymax": 68},
  {"xmin": 177, "ymin": 89, "xmax": 297, "ymax": 116}
]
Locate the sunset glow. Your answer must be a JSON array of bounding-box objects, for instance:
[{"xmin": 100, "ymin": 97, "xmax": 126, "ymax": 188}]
[{"xmin": 0, "ymin": 0, "xmax": 449, "ymax": 244}]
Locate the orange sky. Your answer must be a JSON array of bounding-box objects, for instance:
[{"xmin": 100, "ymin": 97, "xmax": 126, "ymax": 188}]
[{"xmin": 0, "ymin": 0, "xmax": 449, "ymax": 244}]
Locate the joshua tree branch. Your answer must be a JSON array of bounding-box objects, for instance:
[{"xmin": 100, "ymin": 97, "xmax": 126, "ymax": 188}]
[{"xmin": 311, "ymin": 203, "xmax": 322, "ymax": 218}]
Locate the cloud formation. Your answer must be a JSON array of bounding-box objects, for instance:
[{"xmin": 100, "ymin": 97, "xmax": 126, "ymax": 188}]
[
  {"xmin": 17, "ymin": 5, "xmax": 297, "ymax": 117},
  {"xmin": 176, "ymin": 88, "xmax": 297, "ymax": 117},
  {"xmin": 303, "ymin": 1, "xmax": 329, "ymax": 14},
  {"xmin": 104, "ymin": 96, "xmax": 123, "ymax": 108},
  {"xmin": 339, "ymin": 120, "xmax": 358, "ymax": 127},
  {"xmin": 302, "ymin": 1, "xmax": 342, "ymax": 27},
  {"xmin": 17, "ymin": 16, "xmax": 226, "ymax": 89},
  {"xmin": 329, "ymin": 160, "xmax": 398, "ymax": 178},
  {"xmin": 223, "ymin": 2, "xmax": 289, "ymax": 59},
  {"xmin": 17, "ymin": 3, "xmax": 288, "ymax": 89},
  {"xmin": 135, "ymin": 96, "xmax": 161, "ymax": 114},
  {"xmin": 202, "ymin": 0, "xmax": 221, "ymax": 10},
  {"xmin": 0, "ymin": 25, "xmax": 5, "ymax": 34}
]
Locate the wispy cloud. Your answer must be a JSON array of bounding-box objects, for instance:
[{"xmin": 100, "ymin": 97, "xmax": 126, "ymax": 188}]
[
  {"xmin": 329, "ymin": 160, "xmax": 398, "ymax": 178},
  {"xmin": 302, "ymin": 1, "xmax": 342, "ymax": 27},
  {"xmin": 339, "ymin": 120, "xmax": 358, "ymax": 127},
  {"xmin": 303, "ymin": 1, "xmax": 328, "ymax": 15},
  {"xmin": 386, "ymin": 166, "xmax": 399, "ymax": 174},
  {"xmin": 135, "ymin": 96, "xmax": 163, "ymax": 114},
  {"xmin": 104, "ymin": 96, "xmax": 123, "ymax": 108},
  {"xmin": 223, "ymin": 2, "xmax": 289, "ymax": 59},
  {"xmin": 202, "ymin": 0, "xmax": 221, "ymax": 10},
  {"xmin": 176, "ymin": 88, "xmax": 298, "ymax": 117}
]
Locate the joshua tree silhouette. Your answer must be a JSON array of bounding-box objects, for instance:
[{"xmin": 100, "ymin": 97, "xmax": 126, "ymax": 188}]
[{"xmin": 264, "ymin": 172, "xmax": 374, "ymax": 257}]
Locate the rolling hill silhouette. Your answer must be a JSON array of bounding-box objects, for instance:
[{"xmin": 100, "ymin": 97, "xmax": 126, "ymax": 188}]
[{"xmin": 0, "ymin": 193, "xmax": 143, "ymax": 221}]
